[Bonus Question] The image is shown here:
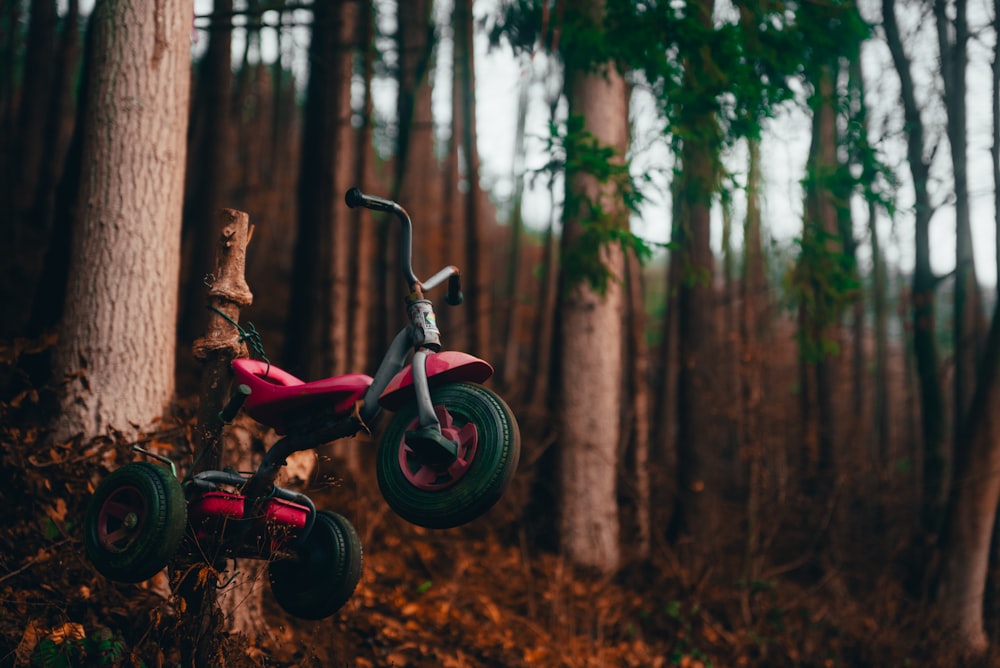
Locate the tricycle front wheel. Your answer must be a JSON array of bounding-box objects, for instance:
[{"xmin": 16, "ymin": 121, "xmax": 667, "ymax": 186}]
[{"xmin": 377, "ymin": 382, "xmax": 520, "ymax": 529}]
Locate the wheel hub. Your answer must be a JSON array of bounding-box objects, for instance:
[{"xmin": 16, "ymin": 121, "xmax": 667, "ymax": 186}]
[{"xmin": 399, "ymin": 405, "xmax": 479, "ymax": 491}]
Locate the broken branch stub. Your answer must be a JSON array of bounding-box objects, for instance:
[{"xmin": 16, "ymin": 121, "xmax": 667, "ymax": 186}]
[{"xmin": 192, "ymin": 208, "xmax": 254, "ymax": 361}]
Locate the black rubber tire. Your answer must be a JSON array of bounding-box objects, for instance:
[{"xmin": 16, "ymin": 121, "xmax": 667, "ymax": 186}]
[
  {"xmin": 83, "ymin": 462, "xmax": 187, "ymax": 583},
  {"xmin": 269, "ymin": 511, "xmax": 363, "ymax": 620},
  {"xmin": 377, "ymin": 382, "xmax": 520, "ymax": 529}
]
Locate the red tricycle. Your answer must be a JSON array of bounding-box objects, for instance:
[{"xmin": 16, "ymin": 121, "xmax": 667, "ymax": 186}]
[{"xmin": 83, "ymin": 189, "xmax": 521, "ymax": 620}]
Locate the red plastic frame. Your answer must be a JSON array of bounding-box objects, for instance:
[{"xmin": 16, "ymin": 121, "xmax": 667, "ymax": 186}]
[{"xmin": 187, "ymin": 491, "xmax": 310, "ymax": 556}]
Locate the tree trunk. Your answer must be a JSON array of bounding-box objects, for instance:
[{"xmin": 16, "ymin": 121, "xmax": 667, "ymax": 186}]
[
  {"xmin": 740, "ymin": 135, "xmax": 768, "ymax": 622},
  {"xmin": 500, "ymin": 64, "xmax": 531, "ymax": 392},
  {"xmin": 668, "ymin": 0, "xmax": 720, "ymax": 563},
  {"xmin": 348, "ymin": 0, "xmax": 375, "ymax": 375},
  {"xmin": 934, "ymin": 0, "xmax": 1000, "ymax": 653},
  {"xmin": 937, "ymin": 302, "xmax": 1000, "ymax": 655},
  {"xmin": 624, "ymin": 246, "xmax": 651, "ymax": 561},
  {"xmin": 647, "ymin": 159, "xmax": 686, "ymax": 541},
  {"xmin": 799, "ymin": 61, "xmax": 841, "ymax": 497},
  {"xmin": 26, "ymin": 0, "xmax": 82, "ymax": 335},
  {"xmin": 720, "ymin": 199, "xmax": 740, "ymax": 489},
  {"xmin": 283, "ymin": 0, "xmax": 343, "ymax": 379},
  {"xmin": 995, "ymin": 0, "xmax": 1000, "ymax": 294},
  {"xmin": 935, "ymin": 0, "xmax": 982, "ymax": 462},
  {"xmin": 883, "ymin": 0, "xmax": 947, "ymax": 538},
  {"xmin": 53, "ymin": 0, "xmax": 191, "ymax": 441},
  {"xmin": 182, "ymin": 209, "xmax": 254, "ymax": 659},
  {"xmin": 380, "ymin": 0, "xmax": 434, "ymax": 353},
  {"xmin": 527, "ymin": 88, "xmax": 563, "ymax": 406},
  {"xmin": 454, "ymin": 0, "xmax": 489, "ymax": 358},
  {"xmin": 557, "ymin": 5, "xmax": 628, "ymax": 572},
  {"xmin": 2, "ymin": 0, "xmax": 57, "ymax": 336},
  {"xmin": 179, "ymin": 0, "xmax": 235, "ymax": 345}
]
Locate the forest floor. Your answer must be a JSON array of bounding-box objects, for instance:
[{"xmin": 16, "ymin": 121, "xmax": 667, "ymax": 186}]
[{"xmin": 0, "ymin": 337, "xmax": 991, "ymax": 668}]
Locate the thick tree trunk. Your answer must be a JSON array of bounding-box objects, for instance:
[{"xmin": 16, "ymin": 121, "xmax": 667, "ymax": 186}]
[
  {"xmin": 557, "ymin": 19, "xmax": 628, "ymax": 572},
  {"xmin": 53, "ymin": 0, "xmax": 191, "ymax": 441}
]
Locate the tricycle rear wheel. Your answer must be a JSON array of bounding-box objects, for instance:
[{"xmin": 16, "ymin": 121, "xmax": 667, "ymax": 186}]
[
  {"xmin": 377, "ymin": 382, "xmax": 520, "ymax": 529},
  {"xmin": 83, "ymin": 462, "xmax": 187, "ymax": 583},
  {"xmin": 269, "ymin": 510, "xmax": 362, "ymax": 620}
]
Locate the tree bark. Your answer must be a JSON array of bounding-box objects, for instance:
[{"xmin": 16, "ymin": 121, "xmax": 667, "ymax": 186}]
[
  {"xmin": 379, "ymin": 0, "xmax": 435, "ymax": 354},
  {"xmin": 936, "ymin": 302, "xmax": 1000, "ymax": 655},
  {"xmin": 348, "ymin": 0, "xmax": 375, "ymax": 375},
  {"xmin": 740, "ymin": 135, "xmax": 768, "ymax": 622},
  {"xmin": 799, "ymin": 61, "xmax": 841, "ymax": 496},
  {"xmin": 179, "ymin": 0, "xmax": 235, "ymax": 345},
  {"xmin": 624, "ymin": 246, "xmax": 651, "ymax": 561},
  {"xmin": 934, "ymin": 0, "xmax": 1000, "ymax": 654},
  {"xmin": 882, "ymin": 0, "xmax": 947, "ymax": 538},
  {"xmin": 2, "ymin": 0, "xmax": 57, "ymax": 336},
  {"xmin": 53, "ymin": 0, "xmax": 191, "ymax": 441},
  {"xmin": 26, "ymin": 0, "xmax": 82, "ymax": 336},
  {"xmin": 500, "ymin": 64, "xmax": 531, "ymax": 391},
  {"xmin": 454, "ymin": 0, "xmax": 489, "ymax": 358},
  {"xmin": 935, "ymin": 0, "xmax": 983, "ymax": 464},
  {"xmin": 668, "ymin": 0, "xmax": 720, "ymax": 563},
  {"xmin": 527, "ymin": 87, "xmax": 563, "ymax": 406},
  {"xmin": 557, "ymin": 1, "xmax": 628, "ymax": 572},
  {"xmin": 181, "ymin": 209, "xmax": 254, "ymax": 662},
  {"xmin": 283, "ymin": 0, "xmax": 343, "ymax": 379}
]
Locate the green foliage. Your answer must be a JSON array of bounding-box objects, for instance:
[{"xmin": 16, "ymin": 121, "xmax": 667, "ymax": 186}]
[
  {"xmin": 31, "ymin": 627, "xmax": 127, "ymax": 668},
  {"xmin": 546, "ymin": 114, "xmax": 654, "ymax": 293},
  {"xmin": 662, "ymin": 599, "xmax": 714, "ymax": 667},
  {"xmin": 784, "ymin": 226, "xmax": 860, "ymax": 362}
]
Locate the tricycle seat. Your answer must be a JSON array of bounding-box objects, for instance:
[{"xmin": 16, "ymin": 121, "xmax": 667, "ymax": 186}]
[{"xmin": 232, "ymin": 358, "xmax": 373, "ymax": 434}]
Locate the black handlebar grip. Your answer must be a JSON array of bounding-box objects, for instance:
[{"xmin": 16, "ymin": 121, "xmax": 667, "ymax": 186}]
[
  {"xmin": 219, "ymin": 384, "xmax": 251, "ymax": 423},
  {"xmin": 344, "ymin": 187, "xmax": 365, "ymax": 208},
  {"xmin": 445, "ymin": 273, "xmax": 464, "ymax": 306},
  {"xmin": 345, "ymin": 187, "xmax": 396, "ymax": 212}
]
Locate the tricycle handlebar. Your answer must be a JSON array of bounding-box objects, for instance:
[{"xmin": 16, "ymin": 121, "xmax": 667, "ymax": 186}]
[
  {"xmin": 345, "ymin": 187, "xmax": 395, "ymax": 213},
  {"xmin": 345, "ymin": 187, "xmax": 417, "ymax": 287}
]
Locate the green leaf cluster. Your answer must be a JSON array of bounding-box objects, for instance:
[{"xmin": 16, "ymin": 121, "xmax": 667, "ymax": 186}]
[
  {"xmin": 31, "ymin": 627, "xmax": 127, "ymax": 668},
  {"xmin": 552, "ymin": 114, "xmax": 654, "ymax": 293},
  {"xmin": 785, "ymin": 226, "xmax": 861, "ymax": 362}
]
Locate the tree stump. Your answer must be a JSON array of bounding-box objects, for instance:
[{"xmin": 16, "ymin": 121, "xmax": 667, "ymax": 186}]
[
  {"xmin": 177, "ymin": 208, "xmax": 253, "ymax": 667},
  {"xmin": 191, "ymin": 208, "xmax": 254, "ymax": 472}
]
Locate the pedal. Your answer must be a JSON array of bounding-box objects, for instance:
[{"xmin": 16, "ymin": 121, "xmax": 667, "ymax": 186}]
[{"xmin": 404, "ymin": 427, "xmax": 459, "ymax": 464}]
